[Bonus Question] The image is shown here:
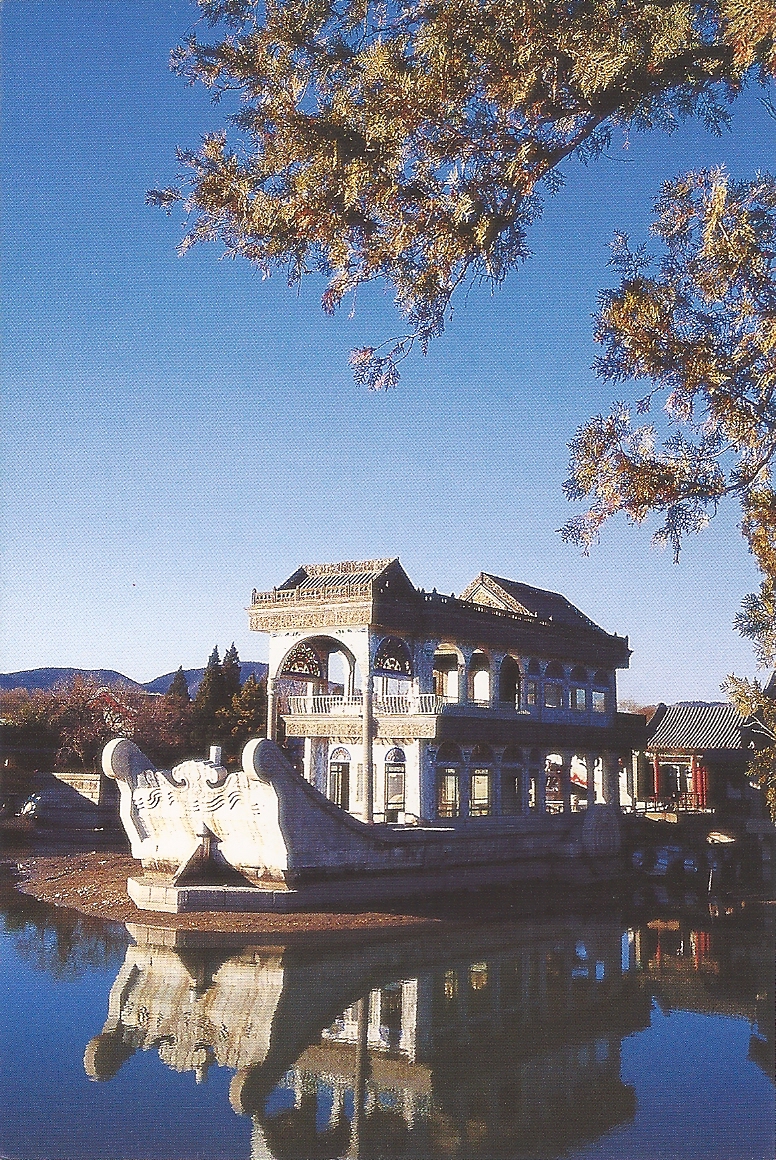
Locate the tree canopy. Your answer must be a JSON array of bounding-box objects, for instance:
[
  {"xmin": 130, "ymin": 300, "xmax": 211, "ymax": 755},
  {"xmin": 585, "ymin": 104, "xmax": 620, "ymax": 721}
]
[
  {"xmin": 562, "ymin": 168, "xmax": 776, "ymax": 815},
  {"xmin": 150, "ymin": 0, "xmax": 776, "ymax": 387},
  {"xmin": 563, "ymin": 169, "xmax": 776, "ymax": 657}
]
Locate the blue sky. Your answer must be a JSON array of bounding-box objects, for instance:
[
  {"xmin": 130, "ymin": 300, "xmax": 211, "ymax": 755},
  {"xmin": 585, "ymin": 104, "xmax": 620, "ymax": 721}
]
[{"xmin": 2, "ymin": 0, "xmax": 775, "ymax": 702}]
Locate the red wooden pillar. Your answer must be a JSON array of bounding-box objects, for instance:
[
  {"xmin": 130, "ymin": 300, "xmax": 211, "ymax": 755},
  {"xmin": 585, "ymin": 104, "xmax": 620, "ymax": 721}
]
[
  {"xmin": 652, "ymin": 756, "xmax": 661, "ymax": 801},
  {"xmin": 698, "ymin": 763, "xmax": 708, "ymax": 809}
]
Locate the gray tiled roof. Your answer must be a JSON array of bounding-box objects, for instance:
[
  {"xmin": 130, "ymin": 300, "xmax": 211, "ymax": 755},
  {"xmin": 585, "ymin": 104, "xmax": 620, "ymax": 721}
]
[
  {"xmin": 475, "ymin": 574, "xmax": 603, "ymax": 630},
  {"xmin": 646, "ymin": 702, "xmax": 748, "ymax": 753},
  {"xmin": 279, "ymin": 559, "xmax": 398, "ymax": 591}
]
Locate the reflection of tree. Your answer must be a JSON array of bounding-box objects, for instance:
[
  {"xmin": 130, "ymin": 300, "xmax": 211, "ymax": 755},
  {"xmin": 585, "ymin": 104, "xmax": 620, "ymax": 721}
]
[{"xmin": 0, "ymin": 892, "xmax": 127, "ymax": 980}]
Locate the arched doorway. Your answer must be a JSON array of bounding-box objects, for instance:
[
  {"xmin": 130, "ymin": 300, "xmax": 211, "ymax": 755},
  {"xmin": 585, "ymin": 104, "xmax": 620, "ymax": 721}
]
[
  {"xmin": 374, "ymin": 637, "xmax": 413, "ymax": 710},
  {"xmin": 436, "ymin": 742, "xmax": 462, "ymax": 818},
  {"xmin": 328, "ymin": 747, "xmax": 351, "ymax": 811},
  {"xmin": 543, "ymin": 661, "xmax": 565, "ymax": 709},
  {"xmin": 498, "ymin": 656, "xmax": 522, "ymax": 709},
  {"xmin": 384, "ymin": 747, "xmax": 406, "ymax": 822},
  {"xmin": 433, "ymin": 646, "xmax": 461, "ymax": 703},
  {"xmin": 469, "ymin": 652, "xmax": 491, "ymax": 705},
  {"xmin": 501, "ymin": 745, "xmax": 524, "ymax": 814},
  {"xmin": 469, "ymin": 744, "xmax": 493, "ymax": 816}
]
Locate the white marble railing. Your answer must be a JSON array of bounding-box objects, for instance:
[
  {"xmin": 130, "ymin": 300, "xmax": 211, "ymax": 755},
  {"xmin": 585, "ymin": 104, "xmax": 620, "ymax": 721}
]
[
  {"xmin": 287, "ymin": 695, "xmax": 363, "ymax": 715},
  {"xmin": 287, "ymin": 693, "xmax": 444, "ymax": 716}
]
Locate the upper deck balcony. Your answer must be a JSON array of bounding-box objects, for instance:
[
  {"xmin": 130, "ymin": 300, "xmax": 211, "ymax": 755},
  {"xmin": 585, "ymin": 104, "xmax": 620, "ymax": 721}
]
[
  {"xmin": 284, "ymin": 693, "xmax": 530, "ymax": 718},
  {"xmin": 288, "ymin": 693, "xmax": 444, "ymax": 716}
]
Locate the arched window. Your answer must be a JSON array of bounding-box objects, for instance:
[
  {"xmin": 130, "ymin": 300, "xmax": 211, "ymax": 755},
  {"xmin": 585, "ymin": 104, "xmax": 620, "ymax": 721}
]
[
  {"xmin": 374, "ymin": 637, "xmax": 413, "ymax": 676},
  {"xmin": 436, "ymin": 742, "xmax": 461, "ymax": 818},
  {"xmin": 328, "ymin": 747, "xmax": 350, "ymax": 810},
  {"xmin": 592, "ymin": 671, "xmax": 610, "ymax": 714},
  {"xmin": 281, "ymin": 642, "xmax": 323, "ymax": 679},
  {"xmin": 384, "ymin": 747, "xmax": 406, "ymax": 822},
  {"xmin": 469, "ymin": 651, "xmax": 491, "ymax": 704},
  {"xmin": 544, "ymin": 660, "xmax": 565, "ymax": 709},
  {"xmin": 470, "ymin": 745, "xmax": 492, "ymax": 817},
  {"xmin": 499, "ymin": 656, "xmax": 522, "ymax": 709},
  {"xmin": 570, "ymin": 665, "xmax": 588, "ymax": 711}
]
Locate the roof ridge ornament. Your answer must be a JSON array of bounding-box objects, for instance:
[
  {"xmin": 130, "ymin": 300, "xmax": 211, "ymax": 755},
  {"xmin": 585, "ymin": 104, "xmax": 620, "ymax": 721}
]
[{"xmin": 301, "ymin": 558, "xmax": 397, "ymax": 576}]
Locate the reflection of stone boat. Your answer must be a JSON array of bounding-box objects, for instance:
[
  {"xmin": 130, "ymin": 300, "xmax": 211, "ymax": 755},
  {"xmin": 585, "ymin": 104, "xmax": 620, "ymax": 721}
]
[
  {"xmin": 103, "ymin": 737, "xmax": 625, "ymax": 914},
  {"xmin": 84, "ymin": 917, "xmax": 650, "ymax": 1160}
]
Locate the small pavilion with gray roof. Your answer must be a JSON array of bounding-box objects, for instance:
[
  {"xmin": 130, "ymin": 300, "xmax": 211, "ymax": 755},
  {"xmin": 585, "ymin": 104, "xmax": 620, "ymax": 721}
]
[{"xmin": 645, "ymin": 701, "xmax": 754, "ymax": 813}]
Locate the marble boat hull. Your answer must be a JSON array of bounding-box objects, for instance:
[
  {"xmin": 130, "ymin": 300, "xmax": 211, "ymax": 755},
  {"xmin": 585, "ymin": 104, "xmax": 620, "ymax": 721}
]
[{"xmin": 103, "ymin": 737, "xmax": 623, "ymax": 913}]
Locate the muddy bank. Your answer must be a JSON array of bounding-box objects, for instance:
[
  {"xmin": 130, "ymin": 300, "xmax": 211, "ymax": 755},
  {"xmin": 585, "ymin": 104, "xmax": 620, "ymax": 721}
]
[{"xmin": 2, "ymin": 848, "xmax": 447, "ymax": 939}]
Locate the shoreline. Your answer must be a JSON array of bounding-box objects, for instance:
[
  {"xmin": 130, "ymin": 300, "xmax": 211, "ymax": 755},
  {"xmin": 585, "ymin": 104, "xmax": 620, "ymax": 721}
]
[
  {"xmin": 2, "ymin": 847, "xmax": 447, "ymax": 941},
  {"xmin": 4, "ymin": 842, "xmax": 772, "ymax": 946}
]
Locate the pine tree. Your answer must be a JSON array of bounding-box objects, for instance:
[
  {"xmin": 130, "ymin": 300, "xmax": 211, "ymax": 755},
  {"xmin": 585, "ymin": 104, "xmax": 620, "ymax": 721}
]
[
  {"xmin": 227, "ymin": 673, "xmax": 268, "ymax": 753},
  {"xmin": 190, "ymin": 646, "xmax": 228, "ymax": 751},
  {"xmin": 166, "ymin": 666, "xmax": 190, "ymax": 702},
  {"xmin": 222, "ymin": 643, "xmax": 242, "ymax": 701}
]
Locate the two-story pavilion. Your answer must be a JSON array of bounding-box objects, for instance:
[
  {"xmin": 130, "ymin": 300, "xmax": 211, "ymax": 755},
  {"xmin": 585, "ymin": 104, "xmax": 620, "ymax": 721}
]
[{"xmin": 248, "ymin": 559, "xmax": 644, "ymax": 825}]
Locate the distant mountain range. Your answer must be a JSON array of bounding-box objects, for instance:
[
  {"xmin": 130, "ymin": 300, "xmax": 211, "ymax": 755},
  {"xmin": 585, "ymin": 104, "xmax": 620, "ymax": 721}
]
[{"xmin": 0, "ymin": 663, "xmax": 268, "ymax": 697}]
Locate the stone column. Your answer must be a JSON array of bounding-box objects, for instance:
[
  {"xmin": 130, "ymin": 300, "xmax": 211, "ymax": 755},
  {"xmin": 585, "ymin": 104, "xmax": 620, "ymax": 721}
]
[
  {"xmin": 579, "ymin": 751, "xmax": 593, "ymax": 807},
  {"xmin": 528, "ymin": 754, "xmax": 541, "ymax": 812},
  {"xmin": 652, "ymin": 756, "xmax": 661, "ymax": 801},
  {"xmin": 362, "ymin": 674, "xmax": 374, "ymax": 823},
  {"xmin": 602, "ymin": 752, "xmax": 621, "ymax": 807},
  {"xmin": 561, "ymin": 749, "xmax": 573, "ymax": 814},
  {"xmin": 492, "ymin": 747, "xmax": 504, "ymax": 816},
  {"xmin": 537, "ymin": 751, "xmax": 547, "ymax": 814},
  {"xmin": 266, "ymin": 677, "xmax": 277, "ymax": 742},
  {"xmin": 520, "ymin": 763, "xmax": 530, "ymax": 814},
  {"xmin": 460, "ymin": 747, "xmax": 472, "ymax": 818},
  {"xmin": 347, "ymin": 996, "xmax": 369, "ymax": 1159},
  {"xmin": 459, "ymin": 646, "xmax": 473, "ymax": 704}
]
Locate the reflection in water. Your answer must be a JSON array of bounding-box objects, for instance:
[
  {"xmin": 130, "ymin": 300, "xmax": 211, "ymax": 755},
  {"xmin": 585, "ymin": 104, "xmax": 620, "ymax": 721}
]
[
  {"xmin": 84, "ymin": 919, "xmax": 657, "ymax": 1159},
  {"xmin": 0, "ymin": 882, "xmax": 771, "ymax": 1160},
  {"xmin": 1, "ymin": 872, "xmax": 770, "ymax": 1155},
  {"xmin": 0, "ymin": 887, "xmax": 127, "ymax": 980}
]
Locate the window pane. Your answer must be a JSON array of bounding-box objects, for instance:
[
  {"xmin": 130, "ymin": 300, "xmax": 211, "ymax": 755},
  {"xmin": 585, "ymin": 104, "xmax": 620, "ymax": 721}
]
[
  {"xmin": 592, "ymin": 691, "xmax": 606, "ymax": 713},
  {"xmin": 572, "ymin": 686, "xmax": 586, "ymax": 710},
  {"xmin": 438, "ymin": 769, "xmax": 459, "ymax": 818},
  {"xmin": 329, "ymin": 762, "xmax": 349, "ymax": 809},
  {"xmin": 470, "ymin": 770, "xmax": 491, "ymax": 816},
  {"xmin": 544, "ymin": 683, "xmax": 563, "ymax": 708},
  {"xmin": 526, "ymin": 681, "xmax": 538, "ymax": 706}
]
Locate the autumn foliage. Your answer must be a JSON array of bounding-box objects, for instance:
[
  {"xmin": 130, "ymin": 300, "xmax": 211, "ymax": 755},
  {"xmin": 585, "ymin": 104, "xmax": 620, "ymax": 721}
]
[
  {"xmin": 0, "ymin": 649, "xmax": 267, "ymax": 777},
  {"xmin": 150, "ymin": 0, "xmax": 776, "ymax": 386}
]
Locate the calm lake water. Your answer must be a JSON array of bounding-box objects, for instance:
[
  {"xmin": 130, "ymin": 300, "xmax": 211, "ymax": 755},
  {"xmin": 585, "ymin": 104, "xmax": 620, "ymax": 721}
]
[{"xmin": 0, "ymin": 886, "xmax": 773, "ymax": 1160}]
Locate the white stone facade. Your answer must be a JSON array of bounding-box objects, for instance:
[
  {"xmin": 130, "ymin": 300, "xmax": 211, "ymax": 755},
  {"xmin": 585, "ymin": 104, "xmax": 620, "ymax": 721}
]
[{"xmin": 251, "ymin": 559, "xmax": 644, "ymax": 826}]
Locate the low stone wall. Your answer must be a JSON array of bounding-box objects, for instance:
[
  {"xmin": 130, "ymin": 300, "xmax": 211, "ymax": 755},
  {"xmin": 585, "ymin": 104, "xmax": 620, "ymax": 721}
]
[{"xmin": 30, "ymin": 770, "xmax": 122, "ymax": 833}]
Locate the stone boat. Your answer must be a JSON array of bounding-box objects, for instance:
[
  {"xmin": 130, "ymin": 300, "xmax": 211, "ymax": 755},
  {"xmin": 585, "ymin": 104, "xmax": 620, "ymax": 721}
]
[{"xmin": 103, "ymin": 737, "xmax": 623, "ymax": 914}]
